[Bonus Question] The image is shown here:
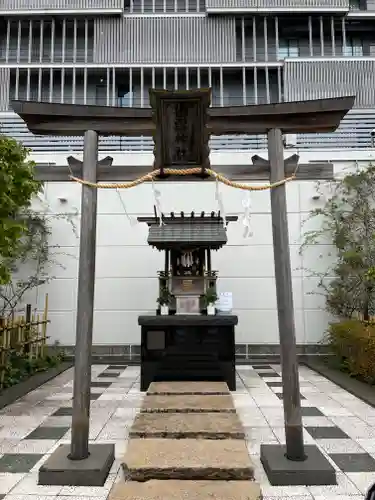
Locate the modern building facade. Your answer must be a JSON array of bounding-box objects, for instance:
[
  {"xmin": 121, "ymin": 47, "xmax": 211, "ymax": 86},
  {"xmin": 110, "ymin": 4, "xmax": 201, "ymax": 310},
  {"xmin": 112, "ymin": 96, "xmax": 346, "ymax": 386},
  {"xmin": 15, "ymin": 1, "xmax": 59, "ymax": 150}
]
[
  {"xmin": 1, "ymin": 0, "xmax": 375, "ymax": 356},
  {"xmin": 1, "ymin": 0, "xmax": 375, "ymax": 149}
]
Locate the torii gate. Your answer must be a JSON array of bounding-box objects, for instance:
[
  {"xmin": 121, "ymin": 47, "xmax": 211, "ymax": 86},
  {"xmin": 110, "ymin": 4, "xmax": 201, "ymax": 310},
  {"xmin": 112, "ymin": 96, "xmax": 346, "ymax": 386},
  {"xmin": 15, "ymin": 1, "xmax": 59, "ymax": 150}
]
[{"xmin": 12, "ymin": 92, "xmax": 354, "ymax": 488}]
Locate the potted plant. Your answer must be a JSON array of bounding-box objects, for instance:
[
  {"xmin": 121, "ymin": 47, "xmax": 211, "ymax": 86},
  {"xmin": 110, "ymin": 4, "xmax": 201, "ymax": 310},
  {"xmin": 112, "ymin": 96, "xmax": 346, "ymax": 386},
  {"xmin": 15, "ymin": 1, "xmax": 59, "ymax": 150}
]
[
  {"xmin": 157, "ymin": 287, "xmax": 171, "ymax": 315},
  {"xmin": 204, "ymin": 287, "xmax": 218, "ymax": 315}
]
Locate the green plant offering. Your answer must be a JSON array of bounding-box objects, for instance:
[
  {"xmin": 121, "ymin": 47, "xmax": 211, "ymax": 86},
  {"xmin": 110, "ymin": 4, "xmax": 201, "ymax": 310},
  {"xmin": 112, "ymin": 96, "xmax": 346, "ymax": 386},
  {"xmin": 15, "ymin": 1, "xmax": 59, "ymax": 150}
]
[
  {"xmin": 157, "ymin": 287, "xmax": 171, "ymax": 306},
  {"xmin": 203, "ymin": 287, "xmax": 218, "ymax": 306}
]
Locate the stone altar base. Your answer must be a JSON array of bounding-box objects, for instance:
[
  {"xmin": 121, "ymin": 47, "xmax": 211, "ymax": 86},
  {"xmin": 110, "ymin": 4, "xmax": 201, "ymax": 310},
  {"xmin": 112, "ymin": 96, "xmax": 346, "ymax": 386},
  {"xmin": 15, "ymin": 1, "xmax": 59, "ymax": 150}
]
[{"xmin": 139, "ymin": 315, "xmax": 237, "ymax": 392}]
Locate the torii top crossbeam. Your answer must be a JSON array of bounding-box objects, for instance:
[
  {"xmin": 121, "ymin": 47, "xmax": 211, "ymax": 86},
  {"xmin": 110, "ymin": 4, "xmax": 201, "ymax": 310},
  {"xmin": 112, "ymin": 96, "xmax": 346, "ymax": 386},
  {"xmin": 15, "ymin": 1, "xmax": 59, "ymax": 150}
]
[
  {"xmin": 12, "ymin": 93, "xmax": 354, "ymax": 137},
  {"xmin": 12, "ymin": 90, "xmax": 355, "ymax": 177}
]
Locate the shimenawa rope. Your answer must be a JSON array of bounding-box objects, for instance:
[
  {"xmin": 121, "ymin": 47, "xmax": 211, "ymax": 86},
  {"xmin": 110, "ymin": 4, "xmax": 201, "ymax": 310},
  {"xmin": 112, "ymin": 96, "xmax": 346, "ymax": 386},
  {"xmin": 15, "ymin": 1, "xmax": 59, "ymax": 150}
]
[{"xmin": 69, "ymin": 167, "xmax": 297, "ymax": 191}]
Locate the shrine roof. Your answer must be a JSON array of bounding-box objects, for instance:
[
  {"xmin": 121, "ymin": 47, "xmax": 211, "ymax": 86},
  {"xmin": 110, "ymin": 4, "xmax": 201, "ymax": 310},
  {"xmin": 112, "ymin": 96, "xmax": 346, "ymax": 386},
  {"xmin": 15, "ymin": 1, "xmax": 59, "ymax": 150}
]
[{"xmin": 138, "ymin": 214, "xmax": 238, "ymax": 250}]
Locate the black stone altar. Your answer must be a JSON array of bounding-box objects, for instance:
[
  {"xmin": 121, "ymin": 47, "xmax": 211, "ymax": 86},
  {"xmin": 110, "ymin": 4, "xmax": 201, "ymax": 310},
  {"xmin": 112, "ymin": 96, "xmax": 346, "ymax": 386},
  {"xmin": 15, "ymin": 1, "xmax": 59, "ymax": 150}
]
[{"xmin": 138, "ymin": 315, "xmax": 238, "ymax": 392}]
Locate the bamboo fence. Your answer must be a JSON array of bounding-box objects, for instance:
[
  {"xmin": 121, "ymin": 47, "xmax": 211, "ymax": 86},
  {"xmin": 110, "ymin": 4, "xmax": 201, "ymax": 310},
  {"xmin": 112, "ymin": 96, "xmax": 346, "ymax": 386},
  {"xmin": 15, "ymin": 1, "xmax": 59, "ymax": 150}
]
[{"xmin": 0, "ymin": 294, "xmax": 50, "ymax": 388}]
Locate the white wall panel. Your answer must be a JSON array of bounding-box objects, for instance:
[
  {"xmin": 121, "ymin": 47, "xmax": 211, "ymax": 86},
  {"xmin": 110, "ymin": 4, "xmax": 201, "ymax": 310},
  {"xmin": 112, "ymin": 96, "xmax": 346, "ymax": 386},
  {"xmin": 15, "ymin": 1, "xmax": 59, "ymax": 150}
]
[
  {"xmin": 94, "ymin": 277, "xmax": 159, "ymax": 311},
  {"xmin": 304, "ymin": 310, "xmax": 336, "ymax": 344},
  {"xmin": 299, "ymin": 181, "xmax": 331, "ymax": 213},
  {"xmin": 96, "ymin": 215, "xmax": 149, "ymax": 247},
  {"xmin": 302, "ymin": 277, "xmax": 331, "ymax": 310},
  {"xmin": 93, "ymin": 310, "xmax": 154, "ymax": 344},
  {"xmin": 36, "ymin": 279, "xmax": 77, "ymax": 312},
  {"xmin": 45, "ymin": 182, "xmax": 82, "ymax": 214},
  {"xmin": 301, "ymin": 212, "xmax": 333, "ymax": 245},
  {"xmin": 94, "ymin": 212, "xmax": 301, "ymax": 247},
  {"xmin": 44, "ymin": 249, "xmax": 79, "ymax": 279},
  {"xmin": 216, "ymin": 277, "xmax": 303, "ymax": 310},
  {"xmin": 43, "ymin": 311, "xmax": 76, "ymax": 345},
  {"xmin": 45, "ymin": 180, "xmax": 301, "ymax": 215},
  {"xmin": 46, "ymin": 218, "xmax": 80, "ymax": 248},
  {"xmin": 213, "ymin": 244, "xmax": 303, "ymax": 277},
  {"xmin": 301, "ymin": 244, "xmax": 337, "ymax": 276},
  {"xmin": 95, "ymin": 246, "xmax": 163, "ymax": 278},
  {"xmin": 28, "ymin": 173, "xmax": 347, "ymax": 347},
  {"xmin": 226, "ymin": 213, "xmax": 302, "ymax": 246},
  {"xmin": 234, "ymin": 309, "xmax": 305, "ymax": 344}
]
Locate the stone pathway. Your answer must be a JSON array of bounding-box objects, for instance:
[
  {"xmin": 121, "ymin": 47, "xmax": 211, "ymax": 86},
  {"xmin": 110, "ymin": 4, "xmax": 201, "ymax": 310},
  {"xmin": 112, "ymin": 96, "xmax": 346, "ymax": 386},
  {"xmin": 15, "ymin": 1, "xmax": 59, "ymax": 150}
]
[
  {"xmin": 112, "ymin": 380, "xmax": 260, "ymax": 498},
  {"xmin": 0, "ymin": 363, "xmax": 373, "ymax": 499}
]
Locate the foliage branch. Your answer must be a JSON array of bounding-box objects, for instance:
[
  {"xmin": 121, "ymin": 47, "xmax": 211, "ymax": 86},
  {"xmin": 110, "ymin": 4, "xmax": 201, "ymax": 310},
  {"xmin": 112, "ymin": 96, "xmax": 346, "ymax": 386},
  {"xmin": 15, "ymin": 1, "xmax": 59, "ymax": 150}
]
[
  {"xmin": 0, "ymin": 135, "xmax": 78, "ymax": 317},
  {"xmin": 300, "ymin": 164, "xmax": 375, "ymax": 321}
]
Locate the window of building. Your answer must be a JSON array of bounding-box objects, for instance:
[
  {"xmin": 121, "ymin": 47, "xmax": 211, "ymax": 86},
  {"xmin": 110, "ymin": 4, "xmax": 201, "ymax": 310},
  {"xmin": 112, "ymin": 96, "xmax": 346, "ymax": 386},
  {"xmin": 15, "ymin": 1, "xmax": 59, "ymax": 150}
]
[
  {"xmin": 343, "ymin": 37, "xmax": 363, "ymax": 56},
  {"xmin": 349, "ymin": 0, "xmax": 359, "ymax": 8},
  {"xmin": 277, "ymin": 39, "xmax": 299, "ymax": 60},
  {"xmin": 349, "ymin": 0, "xmax": 366, "ymax": 9},
  {"xmin": 117, "ymin": 85, "xmax": 134, "ymax": 107}
]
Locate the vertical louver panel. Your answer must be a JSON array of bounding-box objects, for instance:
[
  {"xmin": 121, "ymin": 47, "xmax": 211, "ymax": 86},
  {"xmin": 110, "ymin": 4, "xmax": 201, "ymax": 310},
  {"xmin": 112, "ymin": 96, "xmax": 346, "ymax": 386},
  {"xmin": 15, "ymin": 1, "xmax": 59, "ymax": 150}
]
[
  {"xmin": 93, "ymin": 17, "xmax": 237, "ymax": 63},
  {"xmin": 0, "ymin": 0, "xmax": 122, "ymax": 10},
  {"xmin": 94, "ymin": 18, "xmax": 124, "ymax": 63},
  {"xmin": 283, "ymin": 60, "xmax": 375, "ymax": 108},
  {"xmin": 205, "ymin": 0, "xmax": 348, "ymax": 10},
  {"xmin": 0, "ymin": 68, "xmax": 10, "ymax": 111},
  {"xmin": 206, "ymin": 0, "xmax": 256, "ymax": 7}
]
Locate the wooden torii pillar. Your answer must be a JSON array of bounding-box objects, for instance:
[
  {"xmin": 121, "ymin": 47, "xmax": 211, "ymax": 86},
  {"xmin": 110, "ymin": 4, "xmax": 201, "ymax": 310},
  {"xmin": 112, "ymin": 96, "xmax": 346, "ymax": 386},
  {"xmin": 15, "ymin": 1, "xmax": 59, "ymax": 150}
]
[{"xmin": 12, "ymin": 93, "xmax": 355, "ymax": 487}]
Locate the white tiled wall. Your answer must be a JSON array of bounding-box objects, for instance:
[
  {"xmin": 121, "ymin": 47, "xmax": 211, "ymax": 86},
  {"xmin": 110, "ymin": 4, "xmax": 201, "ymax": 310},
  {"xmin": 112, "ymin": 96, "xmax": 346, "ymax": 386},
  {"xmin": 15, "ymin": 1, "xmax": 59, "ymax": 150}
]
[{"xmin": 19, "ymin": 154, "xmax": 368, "ymax": 347}]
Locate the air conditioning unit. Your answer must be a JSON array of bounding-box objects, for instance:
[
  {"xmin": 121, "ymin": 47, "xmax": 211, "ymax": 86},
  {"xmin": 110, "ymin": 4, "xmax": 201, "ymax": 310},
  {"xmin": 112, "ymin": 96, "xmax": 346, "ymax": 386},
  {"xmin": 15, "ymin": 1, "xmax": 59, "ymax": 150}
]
[{"xmin": 283, "ymin": 134, "xmax": 297, "ymax": 148}]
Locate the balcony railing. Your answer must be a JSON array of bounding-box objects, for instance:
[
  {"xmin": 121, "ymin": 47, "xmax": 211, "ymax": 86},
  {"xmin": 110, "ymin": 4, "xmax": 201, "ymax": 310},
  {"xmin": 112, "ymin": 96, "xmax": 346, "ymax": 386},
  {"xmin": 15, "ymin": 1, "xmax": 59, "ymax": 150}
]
[
  {"xmin": 205, "ymin": 0, "xmax": 349, "ymax": 12},
  {"xmin": 1, "ymin": 110, "xmax": 375, "ymax": 151},
  {"xmin": 0, "ymin": 0, "xmax": 123, "ymax": 12}
]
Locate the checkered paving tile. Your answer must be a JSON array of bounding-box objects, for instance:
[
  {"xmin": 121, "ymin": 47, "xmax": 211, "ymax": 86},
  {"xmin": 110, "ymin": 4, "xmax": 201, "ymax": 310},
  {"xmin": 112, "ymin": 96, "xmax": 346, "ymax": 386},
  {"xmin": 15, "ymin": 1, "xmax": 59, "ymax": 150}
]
[
  {"xmin": 236, "ymin": 363, "xmax": 375, "ymax": 499},
  {"xmin": 0, "ymin": 362, "xmax": 374, "ymax": 499}
]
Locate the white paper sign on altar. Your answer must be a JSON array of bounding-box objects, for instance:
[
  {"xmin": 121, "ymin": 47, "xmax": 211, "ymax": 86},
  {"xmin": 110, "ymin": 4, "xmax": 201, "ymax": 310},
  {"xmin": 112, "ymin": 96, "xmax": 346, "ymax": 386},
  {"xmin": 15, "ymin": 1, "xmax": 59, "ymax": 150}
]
[{"xmin": 217, "ymin": 292, "xmax": 233, "ymax": 314}]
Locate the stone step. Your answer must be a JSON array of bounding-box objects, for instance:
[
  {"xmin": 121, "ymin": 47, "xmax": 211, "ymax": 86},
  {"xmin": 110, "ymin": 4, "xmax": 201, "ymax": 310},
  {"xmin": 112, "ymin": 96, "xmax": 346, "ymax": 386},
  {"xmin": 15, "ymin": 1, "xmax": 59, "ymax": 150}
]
[
  {"xmin": 158, "ymin": 365, "xmax": 221, "ymax": 371},
  {"xmin": 161, "ymin": 358, "xmax": 219, "ymax": 365},
  {"xmin": 122, "ymin": 438, "xmax": 254, "ymax": 481},
  {"xmin": 109, "ymin": 480, "xmax": 262, "ymax": 500},
  {"xmin": 147, "ymin": 381, "xmax": 229, "ymax": 395},
  {"xmin": 154, "ymin": 373, "xmax": 223, "ymax": 382},
  {"xmin": 141, "ymin": 394, "xmax": 236, "ymax": 413},
  {"xmin": 130, "ymin": 412, "xmax": 244, "ymax": 439},
  {"xmin": 158, "ymin": 369, "xmax": 222, "ymax": 375},
  {"xmin": 164, "ymin": 350, "xmax": 219, "ymax": 355},
  {"xmin": 160, "ymin": 361, "xmax": 220, "ymax": 369}
]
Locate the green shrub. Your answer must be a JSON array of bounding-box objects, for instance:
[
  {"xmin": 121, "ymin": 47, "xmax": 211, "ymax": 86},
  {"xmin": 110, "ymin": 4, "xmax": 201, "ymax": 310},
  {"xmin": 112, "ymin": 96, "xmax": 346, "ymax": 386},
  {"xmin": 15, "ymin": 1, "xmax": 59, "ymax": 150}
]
[
  {"xmin": 327, "ymin": 319, "xmax": 375, "ymax": 384},
  {"xmin": 0, "ymin": 351, "xmax": 65, "ymax": 391}
]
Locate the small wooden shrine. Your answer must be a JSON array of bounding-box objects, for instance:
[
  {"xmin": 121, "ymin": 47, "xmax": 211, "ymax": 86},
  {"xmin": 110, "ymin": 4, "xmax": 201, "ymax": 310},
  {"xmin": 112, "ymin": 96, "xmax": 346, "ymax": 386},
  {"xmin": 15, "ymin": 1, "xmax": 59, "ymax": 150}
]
[
  {"xmin": 138, "ymin": 211, "xmax": 237, "ymax": 315},
  {"xmin": 137, "ymin": 211, "xmax": 238, "ymax": 391}
]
